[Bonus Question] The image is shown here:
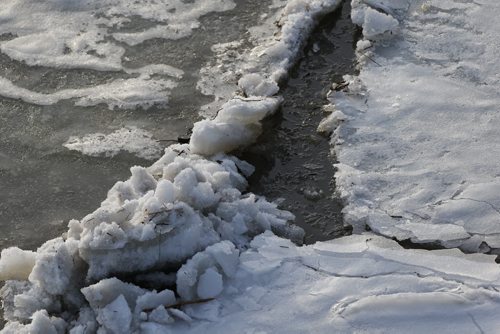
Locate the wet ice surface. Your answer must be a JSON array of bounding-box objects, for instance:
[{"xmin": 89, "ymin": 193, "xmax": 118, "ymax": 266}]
[
  {"xmin": 242, "ymin": 1, "xmax": 357, "ymax": 243},
  {"xmin": 0, "ymin": 0, "xmax": 274, "ymax": 251}
]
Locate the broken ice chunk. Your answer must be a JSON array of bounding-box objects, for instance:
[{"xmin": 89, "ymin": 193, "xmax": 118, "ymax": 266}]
[
  {"xmin": 0, "ymin": 247, "xmax": 37, "ymax": 281},
  {"xmin": 96, "ymin": 295, "xmax": 132, "ymax": 334},
  {"xmin": 197, "ymin": 268, "xmax": 224, "ymax": 299}
]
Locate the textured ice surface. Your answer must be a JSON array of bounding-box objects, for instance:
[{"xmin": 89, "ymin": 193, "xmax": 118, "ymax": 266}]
[
  {"xmin": 79, "ymin": 232, "xmax": 500, "ymax": 333},
  {"xmin": 0, "ymin": 67, "xmax": 179, "ymax": 110},
  {"xmin": 63, "ymin": 127, "xmax": 163, "ymax": 160},
  {"xmin": 327, "ymin": 0, "xmax": 500, "ymax": 251}
]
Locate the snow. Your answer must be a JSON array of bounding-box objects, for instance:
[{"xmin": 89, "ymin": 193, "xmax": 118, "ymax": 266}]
[
  {"xmin": 159, "ymin": 233, "xmax": 500, "ymax": 333},
  {"xmin": 327, "ymin": 0, "xmax": 500, "ymax": 251},
  {"xmin": 3, "ymin": 0, "xmax": 500, "ymax": 332},
  {"xmin": 96, "ymin": 295, "xmax": 132, "ymax": 334},
  {"xmin": 63, "ymin": 127, "xmax": 163, "ymax": 160}
]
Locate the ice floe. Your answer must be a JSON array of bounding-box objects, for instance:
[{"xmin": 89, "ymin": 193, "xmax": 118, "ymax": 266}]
[
  {"xmin": 63, "ymin": 127, "xmax": 163, "ymax": 160},
  {"xmin": 0, "ymin": 68, "xmax": 179, "ymax": 110},
  {"xmin": 0, "ymin": 0, "xmax": 235, "ymax": 70}
]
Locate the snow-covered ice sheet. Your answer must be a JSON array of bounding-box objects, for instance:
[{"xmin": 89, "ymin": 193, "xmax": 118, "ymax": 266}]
[
  {"xmin": 328, "ymin": 0, "xmax": 500, "ymax": 251},
  {"xmin": 178, "ymin": 232, "xmax": 500, "ymax": 334}
]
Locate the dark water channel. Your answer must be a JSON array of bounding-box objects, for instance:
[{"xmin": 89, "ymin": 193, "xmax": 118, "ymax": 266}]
[{"xmin": 242, "ymin": 1, "xmax": 358, "ymax": 244}]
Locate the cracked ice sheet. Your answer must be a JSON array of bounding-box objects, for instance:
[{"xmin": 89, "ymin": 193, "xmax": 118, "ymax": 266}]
[
  {"xmin": 329, "ymin": 0, "xmax": 500, "ymax": 251},
  {"xmin": 174, "ymin": 232, "xmax": 500, "ymax": 334}
]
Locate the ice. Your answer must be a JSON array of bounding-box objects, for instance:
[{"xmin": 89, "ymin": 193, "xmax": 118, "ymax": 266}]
[
  {"xmin": 0, "ymin": 139, "xmax": 300, "ymax": 330},
  {"xmin": 136, "ymin": 290, "xmax": 176, "ymax": 315},
  {"xmin": 0, "ymin": 247, "xmax": 36, "ymax": 281},
  {"xmin": 1, "ymin": 310, "xmax": 66, "ymax": 334},
  {"xmin": 176, "ymin": 241, "xmax": 239, "ymax": 301},
  {"xmin": 326, "ymin": 0, "xmax": 500, "ymax": 251},
  {"xmin": 317, "ymin": 110, "xmax": 346, "ymax": 134},
  {"xmin": 3, "ymin": 0, "xmax": 332, "ymax": 319},
  {"xmin": 150, "ymin": 232, "xmax": 500, "ymax": 333},
  {"xmin": 0, "ymin": 0, "xmax": 228, "ymax": 110},
  {"xmin": 197, "ymin": 0, "xmax": 342, "ymax": 117},
  {"xmin": 63, "ymin": 126, "xmax": 163, "ymax": 160},
  {"xmin": 238, "ymin": 74, "xmax": 280, "ymax": 97},
  {"xmin": 190, "ymin": 97, "xmax": 282, "ymax": 155},
  {"xmin": 196, "ymin": 268, "xmax": 223, "ymax": 299},
  {"xmin": 359, "ymin": 7, "xmax": 399, "ymax": 39},
  {"xmin": 0, "ymin": 74, "xmax": 177, "ymax": 110},
  {"xmin": 96, "ymin": 295, "xmax": 132, "ymax": 334}
]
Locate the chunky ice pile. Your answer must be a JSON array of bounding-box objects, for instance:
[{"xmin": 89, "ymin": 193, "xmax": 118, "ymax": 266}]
[
  {"xmin": 0, "ymin": 144, "xmax": 300, "ymax": 332},
  {"xmin": 324, "ymin": 0, "xmax": 500, "ymax": 252},
  {"xmin": 197, "ymin": 0, "xmax": 342, "ymax": 117}
]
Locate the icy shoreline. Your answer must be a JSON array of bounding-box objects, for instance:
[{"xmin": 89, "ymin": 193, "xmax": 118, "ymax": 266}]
[{"xmin": 3, "ymin": 0, "xmax": 500, "ymax": 332}]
